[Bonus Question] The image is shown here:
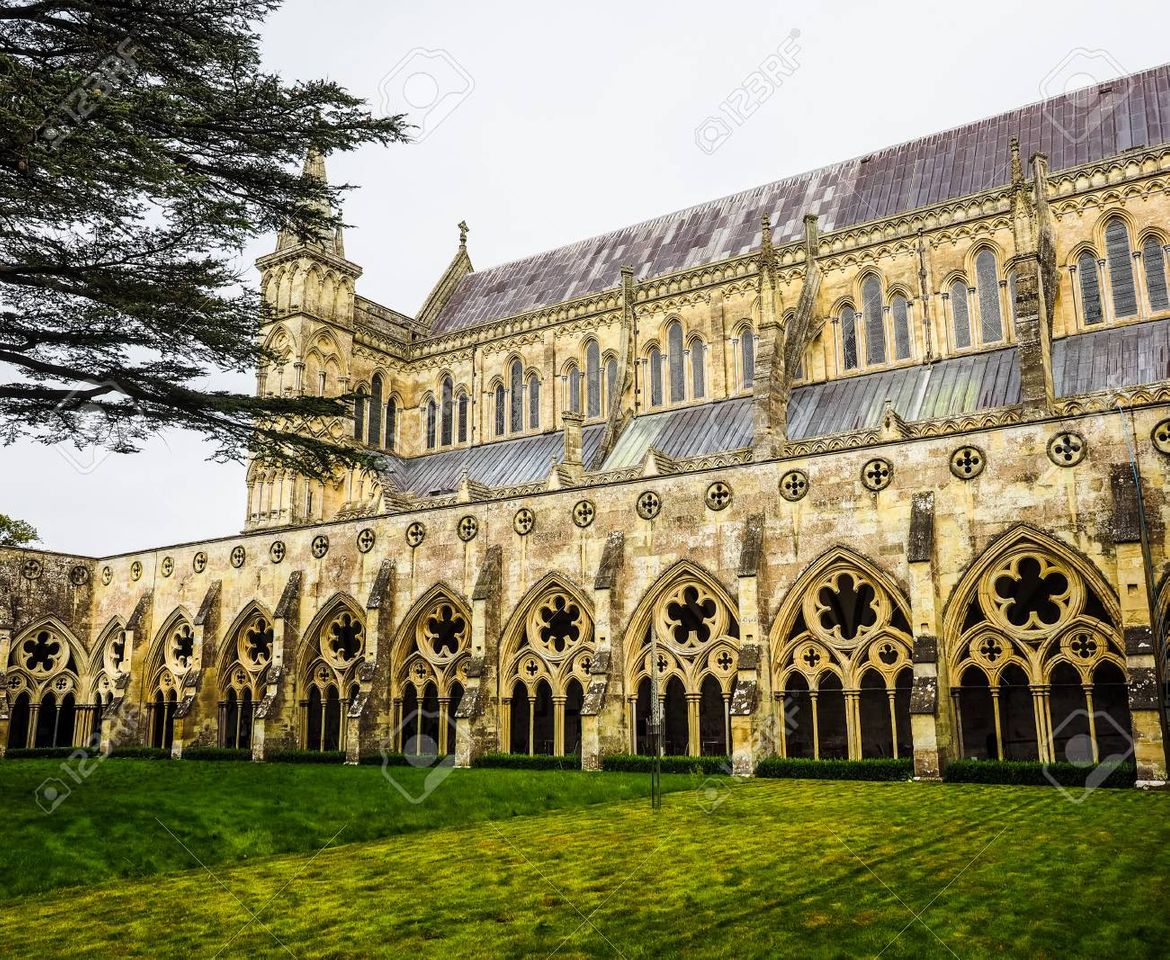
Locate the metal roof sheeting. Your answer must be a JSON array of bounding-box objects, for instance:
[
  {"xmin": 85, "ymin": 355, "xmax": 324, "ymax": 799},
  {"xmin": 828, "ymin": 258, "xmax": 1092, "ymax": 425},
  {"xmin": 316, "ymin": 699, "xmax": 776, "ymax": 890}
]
[
  {"xmin": 431, "ymin": 64, "xmax": 1170, "ymax": 333},
  {"xmin": 601, "ymin": 398, "xmax": 755, "ymax": 470},
  {"xmin": 1053, "ymin": 317, "xmax": 1170, "ymax": 396},
  {"xmin": 787, "ymin": 350, "xmax": 1022, "ymax": 441},
  {"xmin": 378, "ymin": 424, "xmax": 606, "ymax": 495}
]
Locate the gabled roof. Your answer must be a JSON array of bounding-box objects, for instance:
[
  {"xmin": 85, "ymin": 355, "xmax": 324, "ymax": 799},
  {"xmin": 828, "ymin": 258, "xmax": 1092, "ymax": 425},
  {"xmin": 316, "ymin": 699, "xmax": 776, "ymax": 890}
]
[
  {"xmin": 1052, "ymin": 316, "xmax": 1170, "ymax": 395},
  {"xmin": 429, "ymin": 63, "xmax": 1170, "ymax": 334}
]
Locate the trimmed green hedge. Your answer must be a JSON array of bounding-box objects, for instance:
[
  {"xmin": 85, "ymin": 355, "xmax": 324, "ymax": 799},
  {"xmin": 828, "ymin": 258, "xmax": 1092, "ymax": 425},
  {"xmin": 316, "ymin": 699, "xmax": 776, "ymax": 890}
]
[
  {"xmin": 474, "ymin": 753, "xmax": 581, "ymax": 770},
  {"xmin": 107, "ymin": 747, "xmax": 171, "ymax": 760},
  {"xmin": 356, "ymin": 751, "xmax": 419, "ymax": 766},
  {"xmin": 601, "ymin": 754, "xmax": 731, "ymax": 775},
  {"xmin": 755, "ymin": 756, "xmax": 913, "ymax": 781},
  {"xmin": 4, "ymin": 747, "xmax": 81, "ymax": 760},
  {"xmin": 180, "ymin": 747, "xmax": 252, "ymax": 762},
  {"xmin": 944, "ymin": 758, "xmax": 1136, "ymax": 788},
  {"xmin": 263, "ymin": 749, "xmax": 345, "ymax": 764}
]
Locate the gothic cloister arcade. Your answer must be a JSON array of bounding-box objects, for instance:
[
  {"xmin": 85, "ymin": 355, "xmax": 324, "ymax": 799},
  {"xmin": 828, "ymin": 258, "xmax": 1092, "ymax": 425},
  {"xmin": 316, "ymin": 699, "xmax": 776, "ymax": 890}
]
[
  {"xmin": 770, "ymin": 549, "xmax": 915, "ymax": 761},
  {"xmin": 4, "ymin": 618, "xmax": 91, "ymax": 750},
  {"xmin": 944, "ymin": 530, "xmax": 1132, "ymax": 765},
  {"xmin": 623, "ymin": 561, "xmax": 741, "ymax": 757},
  {"xmin": 144, "ymin": 609, "xmax": 197, "ymax": 751},
  {"xmin": 218, "ymin": 604, "xmax": 274, "ymax": 751},
  {"xmin": 391, "ymin": 585, "xmax": 471, "ymax": 757},
  {"xmin": 499, "ymin": 574, "xmax": 595, "ymax": 757},
  {"xmin": 299, "ymin": 595, "xmax": 365, "ymax": 753}
]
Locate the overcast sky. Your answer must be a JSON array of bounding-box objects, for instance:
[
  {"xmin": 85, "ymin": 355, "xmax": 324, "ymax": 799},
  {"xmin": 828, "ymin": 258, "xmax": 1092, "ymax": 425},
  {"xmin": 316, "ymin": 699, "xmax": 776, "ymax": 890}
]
[{"xmin": 6, "ymin": 0, "xmax": 1169, "ymax": 556}]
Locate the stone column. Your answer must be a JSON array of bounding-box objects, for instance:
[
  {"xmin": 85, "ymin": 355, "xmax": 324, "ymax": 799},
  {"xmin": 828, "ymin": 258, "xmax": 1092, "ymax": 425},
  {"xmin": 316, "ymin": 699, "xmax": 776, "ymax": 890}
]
[
  {"xmin": 455, "ymin": 546, "xmax": 502, "ymax": 767},
  {"xmin": 907, "ymin": 493, "xmax": 950, "ymax": 779},
  {"xmin": 253, "ymin": 571, "xmax": 301, "ymax": 760}
]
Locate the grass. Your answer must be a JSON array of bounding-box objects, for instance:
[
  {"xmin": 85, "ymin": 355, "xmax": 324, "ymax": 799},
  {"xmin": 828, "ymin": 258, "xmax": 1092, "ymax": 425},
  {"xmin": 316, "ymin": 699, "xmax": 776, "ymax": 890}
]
[
  {"xmin": 0, "ymin": 757, "xmax": 697, "ymax": 899},
  {"xmin": 1, "ymin": 762, "xmax": 1168, "ymax": 958}
]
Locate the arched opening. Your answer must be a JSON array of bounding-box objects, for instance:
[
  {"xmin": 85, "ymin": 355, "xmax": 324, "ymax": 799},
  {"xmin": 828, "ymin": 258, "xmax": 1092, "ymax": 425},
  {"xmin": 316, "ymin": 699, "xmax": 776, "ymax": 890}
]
[
  {"xmin": 32, "ymin": 692, "xmax": 75, "ymax": 748},
  {"xmin": 223, "ymin": 688, "xmax": 238, "ymax": 748},
  {"xmin": 322, "ymin": 685, "xmax": 341, "ymax": 752},
  {"xmin": 420, "ymin": 682, "xmax": 441, "ymax": 754},
  {"xmin": 387, "ymin": 397, "xmax": 398, "ymax": 451},
  {"xmin": 957, "ymin": 666, "xmax": 995, "ymax": 759},
  {"xmin": 783, "ymin": 674, "xmax": 814, "ymax": 758},
  {"xmin": 509, "ymin": 359, "xmax": 524, "ymax": 433},
  {"xmin": 150, "ymin": 690, "xmax": 176, "ymax": 750},
  {"xmin": 494, "ymin": 383, "xmax": 506, "ymax": 436},
  {"xmin": 950, "ymin": 279, "xmax": 972, "ymax": 349},
  {"xmin": 862, "ymin": 275, "xmax": 885, "ymax": 365},
  {"xmin": 690, "ymin": 339, "xmax": 706, "ymax": 399},
  {"xmin": 456, "ymin": 392, "xmax": 468, "ymax": 443},
  {"xmin": 446, "ymin": 682, "xmax": 464, "ymax": 756},
  {"xmin": 1142, "ymin": 235, "xmax": 1169, "ymax": 312},
  {"xmin": 894, "ymin": 667, "xmax": 913, "ymax": 757},
  {"xmin": 891, "ymin": 294, "xmax": 911, "ymax": 361},
  {"xmin": 1049, "ymin": 662, "xmax": 1089, "ymax": 763},
  {"xmin": 605, "ymin": 357, "xmax": 618, "ymax": 409},
  {"xmin": 648, "ymin": 348, "xmax": 663, "ymax": 407},
  {"xmin": 526, "ymin": 375, "xmax": 540, "ymax": 430},
  {"xmin": 1077, "ymin": 250, "xmax": 1104, "ymax": 325},
  {"xmin": 440, "ymin": 376, "xmax": 454, "ymax": 446},
  {"xmin": 353, "ymin": 388, "xmax": 366, "ymax": 441},
  {"xmin": 564, "ymin": 679, "xmax": 583, "ymax": 757},
  {"xmin": 739, "ymin": 325, "xmax": 755, "ymax": 388},
  {"xmin": 1093, "ymin": 661, "xmax": 1132, "ymax": 760},
  {"xmin": 7, "ymin": 691, "xmax": 30, "ymax": 749},
  {"xmin": 668, "ymin": 320, "xmax": 685, "ymax": 403},
  {"xmin": 698, "ymin": 675, "xmax": 728, "ymax": 756},
  {"xmin": 975, "ymin": 248, "xmax": 1003, "ymax": 343},
  {"xmin": 999, "ymin": 664, "xmax": 1037, "ymax": 761},
  {"xmin": 567, "ymin": 363, "xmax": 582, "ymax": 415},
  {"xmin": 1104, "ymin": 217, "xmax": 1137, "ymax": 318},
  {"xmin": 859, "ymin": 670, "xmax": 893, "ymax": 758},
  {"xmin": 368, "ymin": 374, "xmax": 383, "ymax": 447},
  {"xmin": 840, "ymin": 305, "xmax": 858, "ymax": 371},
  {"xmin": 586, "ymin": 340, "xmax": 602, "ymax": 417},
  {"xmin": 509, "ymin": 680, "xmax": 530, "ymax": 754},
  {"xmin": 532, "ymin": 679, "xmax": 554, "ymax": 755},
  {"xmin": 425, "ymin": 398, "xmax": 437, "ymax": 449},
  {"xmin": 306, "ymin": 686, "xmax": 323, "ymax": 751},
  {"xmin": 817, "ymin": 674, "xmax": 848, "ymax": 759},
  {"xmin": 662, "ymin": 676, "xmax": 688, "ymax": 756}
]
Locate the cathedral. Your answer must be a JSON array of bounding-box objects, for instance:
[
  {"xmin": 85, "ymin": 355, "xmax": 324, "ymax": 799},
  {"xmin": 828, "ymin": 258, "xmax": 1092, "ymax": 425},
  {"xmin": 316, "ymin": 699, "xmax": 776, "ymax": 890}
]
[{"xmin": 3, "ymin": 63, "xmax": 1170, "ymax": 784}]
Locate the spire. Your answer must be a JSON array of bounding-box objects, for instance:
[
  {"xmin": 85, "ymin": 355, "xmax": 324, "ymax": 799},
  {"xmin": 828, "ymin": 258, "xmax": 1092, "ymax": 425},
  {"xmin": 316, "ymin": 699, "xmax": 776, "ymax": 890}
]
[{"xmin": 275, "ymin": 147, "xmax": 343, "ymax": 256}]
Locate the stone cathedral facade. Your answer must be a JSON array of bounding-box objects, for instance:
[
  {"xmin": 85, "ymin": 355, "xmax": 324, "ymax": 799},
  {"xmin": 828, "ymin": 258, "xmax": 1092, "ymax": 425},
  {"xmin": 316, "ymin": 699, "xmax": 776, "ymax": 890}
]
[{"xmin": 4, "ymin": 65, "xmax": 1170, "ymax": 783}]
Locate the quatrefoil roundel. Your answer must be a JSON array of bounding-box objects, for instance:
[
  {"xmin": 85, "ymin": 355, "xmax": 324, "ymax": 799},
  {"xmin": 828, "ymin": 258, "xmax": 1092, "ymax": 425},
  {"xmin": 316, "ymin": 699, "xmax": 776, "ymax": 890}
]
[
  {"xmin": 21, "ymin": 558, "xmax": 42, "ymax": 581},
  {"xmin": 779, "ymin": 469, "xmax": 809, "ymax": 502},
  {"xmin": 406, "ymin": 522, "xmax": 426, "ymax": 548},
  {"xmin": 861, "ymin": 459, "xmax": 893, "ymax": 492},
  {"xmin": 513, "ymin": 508, "xmax": 535, "ymax": 536},
  {"xmin": 269, "ymin": 540, "xmax": 286, "ymax": 563},
  {"xmin": 636, "ymin": 490, "xmax": 661, "ymax": 520},
  {"xmin": 356, "ymin": 528, "xmax": 376, "ymax": 553},
  {"xmin": 130, "ymin": 560, "xmax": 143, "ymax": 581},
  {"xmin": 193, "ymin": 551, "xmax": 207, "ymax": 574},
  {"xmin": 230, "ymin": 545, "xmax": 246, "ymax": 568},
  {"xmin": 950, "ymin": 446, "xmax": 985, "ymax": 480},
  {"xmin": 705, "ymin": 481, "xmax": 732, "ymax": 511},
  {"xmin": 1047, "ymin": 432, "xmax": 1086, "ymax": 467},
  {"xmin": 1151, "ymin": 418, "xmax": 1170, "ymax": 456},
  {"xmin": 311, "ymin": 535, "xmax": 329, "ymax": 559},
  {"xmin": 161, "ymin": 556, "xmax": 174, "ymax": 578},
  {"xmin": 69, "ymin": 565, "xmax": 89, "ymax": 586},
  {"xmin": 101, "ymin": 565, "xmax": 113, "ymax": 586},
  {"xmin": 573, "ymin": 500, "xmax": 595, "ymax": 528},
  {"xmin": 457, "ymin": 516, "xmax": 478, "ymax": 542}
]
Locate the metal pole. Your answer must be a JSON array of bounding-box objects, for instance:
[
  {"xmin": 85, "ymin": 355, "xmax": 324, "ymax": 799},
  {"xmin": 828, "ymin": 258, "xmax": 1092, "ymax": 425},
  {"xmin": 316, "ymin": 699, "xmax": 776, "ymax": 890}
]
[
  {"xmin": 1116, "ymin": 402, "xmax": 1170, "ymax": 766},
  {"xmin": 648, "ymin": 627, "xmax": 662, "ymax": 809}
]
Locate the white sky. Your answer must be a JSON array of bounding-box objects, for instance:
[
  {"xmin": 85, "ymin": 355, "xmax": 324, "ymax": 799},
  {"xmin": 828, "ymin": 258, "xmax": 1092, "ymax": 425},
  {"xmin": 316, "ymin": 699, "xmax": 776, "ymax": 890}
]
[{"xmin": 5, "ymin": 0, "xmax": 1169, "ymax": 556}]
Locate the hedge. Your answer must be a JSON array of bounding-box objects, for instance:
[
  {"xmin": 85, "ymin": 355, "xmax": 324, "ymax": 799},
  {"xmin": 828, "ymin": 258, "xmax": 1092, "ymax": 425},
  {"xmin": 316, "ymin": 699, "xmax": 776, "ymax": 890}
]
[
  {"xmin": 3, "ymin": 746, "xmax": 82, "ymax": 760},
  {"xmin": 179, "ymin": 747, "xmax": 252, "ymax": 762},
  {"xmin": 944, "ymin": 758, "xmax": 1136, "ymax": 788},
  {"xmin": 755, "ymin": 756, "xmax": 913, "ymax": 781},
  {"xmin": 474, "ymin": 753, "xmax": 581, "ymax": 770},
  {"xmin": 262, "ymin": 749, "xmax": 346, "ymax": 764},
  {"xmin": 601, "ymin": 754, "xmax": 731, "ymax": 775},
  {"xmin": 107, "ymin": 747, "xmax": 171, "ymax": 760},
  {"xmin": 356, "ymin": 751, "xmax": 421, "ymax": 766}
]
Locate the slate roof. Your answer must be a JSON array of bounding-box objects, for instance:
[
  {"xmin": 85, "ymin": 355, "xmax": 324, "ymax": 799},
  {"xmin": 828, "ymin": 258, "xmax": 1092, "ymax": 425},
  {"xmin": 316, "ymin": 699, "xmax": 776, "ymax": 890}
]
[
  {"xmin": 601, "ymin": 397, "xmax": 755, "ymax": 469},
  {"xmin": 787, "ymin": 350, "xmax": 1022, "ymax": 441},
  {"xmin": 430, "ymin": 64, "xmax": 1170, "ymax": 334},
  {"xmin": 1053, "ymin": 316, "xmax": 1170, "ymax": 395}
]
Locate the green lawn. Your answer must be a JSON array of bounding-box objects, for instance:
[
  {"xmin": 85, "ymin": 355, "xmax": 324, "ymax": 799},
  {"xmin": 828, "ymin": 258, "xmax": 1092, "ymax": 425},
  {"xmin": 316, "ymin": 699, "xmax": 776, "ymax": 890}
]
[{"xmin": 1, "ymin": 761, "xmax": 1168, "ymax": 959}]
